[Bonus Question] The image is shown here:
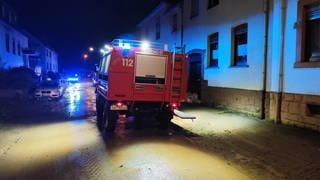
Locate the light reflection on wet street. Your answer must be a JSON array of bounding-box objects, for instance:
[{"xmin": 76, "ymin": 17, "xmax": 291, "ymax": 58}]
[{"xmin": 0, "ymin": 81, "xmax": 251, "ymax": 179}]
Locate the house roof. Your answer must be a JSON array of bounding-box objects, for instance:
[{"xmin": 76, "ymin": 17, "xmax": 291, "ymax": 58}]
[{"xmin": 137, "ymin": 0, "xmax": 182, "ymax": 27}]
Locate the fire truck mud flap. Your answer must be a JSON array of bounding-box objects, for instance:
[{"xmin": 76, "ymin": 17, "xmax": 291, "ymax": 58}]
[{"xmin": 173, "ymin": 109, "xmax": 196, "ymax": 120}]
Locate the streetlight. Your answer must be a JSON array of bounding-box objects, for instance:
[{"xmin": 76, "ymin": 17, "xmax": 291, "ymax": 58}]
[
  {"xmin": 89, "ymin": 47, "xmax": 95, "ymax": 52},
  {"xmin": 83, "ymin": 53, "xmax": 89, "ymax": 60}
]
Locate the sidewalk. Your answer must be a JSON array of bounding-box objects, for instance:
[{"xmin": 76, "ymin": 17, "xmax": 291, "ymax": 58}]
[{"xmin": 172, "ymin": 104, "xmax": 320, "ymax": 179}]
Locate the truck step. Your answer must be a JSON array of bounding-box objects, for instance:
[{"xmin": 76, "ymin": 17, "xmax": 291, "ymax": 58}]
[{"xmin": 174, "ymin": 109, "xmax": 196, "ymax": 119}]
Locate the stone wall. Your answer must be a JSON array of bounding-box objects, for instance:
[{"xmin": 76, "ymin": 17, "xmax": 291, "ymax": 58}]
[
  {"xmin": 201, "ymin": 84, "xmax": 320, "ymax": 131},
  {"xmin": 201, "ymin": 84, "xmax": 263, "ymax": 117},
  {"xmin": 268, "ymin": 92, "xmax": 320, "ymax": 131}
]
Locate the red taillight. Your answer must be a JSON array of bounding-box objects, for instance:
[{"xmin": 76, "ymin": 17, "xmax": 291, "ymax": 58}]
[
  {"xmin": 116, "ymin": 102, "xmax": 123, "ymax": 107},
  {"xmin": 171, "ymin": 103, "xmax": 178, "ymax": 109}
]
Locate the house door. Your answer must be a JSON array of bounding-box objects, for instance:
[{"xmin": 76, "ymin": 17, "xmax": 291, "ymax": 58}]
[{"xmin": 188, "ymin": 53, "xmax": 202, "ymax": 99}]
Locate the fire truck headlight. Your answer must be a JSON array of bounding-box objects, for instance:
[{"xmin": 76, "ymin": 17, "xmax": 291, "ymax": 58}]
[
  {"xmin": 100, "ymin": 49, "xmax": 105, "ymax": 54},
  {"xmin": 104, "ymin": 44, "xmax": 111, "ymax": 50}
]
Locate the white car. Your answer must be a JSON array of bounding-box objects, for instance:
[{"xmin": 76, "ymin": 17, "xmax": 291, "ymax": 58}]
[{"xmin": 34, "ymin": 81, "xmax": 65, "ymax": 99}]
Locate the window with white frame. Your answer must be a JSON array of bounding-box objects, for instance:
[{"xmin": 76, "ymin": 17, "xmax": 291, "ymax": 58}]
[
  {"xmin": 296, "ymin": 0, "xmax": 320, "ymax": 68},
  {"xmin": 208, "ymin": 32, "xmax": 218, "ymax": 67},
  {"xmin": 232, "ymin": 23, "xmax": 248, "ymax": 66}
]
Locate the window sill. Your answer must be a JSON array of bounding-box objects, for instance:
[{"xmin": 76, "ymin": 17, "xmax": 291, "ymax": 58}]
[
  {"xmin": 207, "ymin": 66, "xmax": 219, "ymax": 69},
  {"xmin": 294, "ymin": 61, "xmax": 320, "ymax": 68},
  {"xmin": 229, "ymin": 65, "xmax": 249, "ymax": 68},
  {"xmin": 207, "ymin": 5, "xmax": 219, "ymax": 10}
]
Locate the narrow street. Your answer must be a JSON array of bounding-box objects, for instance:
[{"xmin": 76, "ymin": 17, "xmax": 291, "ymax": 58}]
[{"xmin": 0, "ymin": 81, "xmax": 320, "ymax": 179}]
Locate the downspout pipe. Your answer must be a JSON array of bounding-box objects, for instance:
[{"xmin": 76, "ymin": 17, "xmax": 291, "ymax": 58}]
[
  {"xmin": 276, "ymin": 0, "xmax": 287, "ymax": 123},
  {"xmin": 261, "ymin": 0, "xmax": 270, "ymax": 120},
  {"xmin": 180, "ymin": 0, "xmax": 184, "ymax": 51}
]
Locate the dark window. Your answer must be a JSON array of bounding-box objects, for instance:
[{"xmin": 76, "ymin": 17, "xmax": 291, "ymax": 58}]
[
  {"xmin": 172, "ymin": 13, "xmax": 178, "ymax": 32},
  {"xmin": 0, "ymin": 4, "xmax": 3, "ymax": 17},
  {"xmin": 190, "ymin": 0, "xmax": 199, "ymax": 18},
  {"xmin": 17, "ymin": 42, "xmax": 21, "ymax": 56},
  {"xmin": 296, "ymin": 0, "xmax": 320, "ymax": 68},
  {"xmin": 208, "ymin": 32, "xmax": 218, "ymax": 67},
  {"xmin": 156, "ymin": 18, "xmax": 160, "ymax": 40},
  {"xmin": 14, "ymin": 15, "xmax": 17, "ymax": 25},
  {"xmin": 3, "ymin": 6, "xmax": 7, "ymax": 20},
  {"xmin": 12, "ymin": 38, "xmax": 16, "ymax": 54},
  {"xmin": 8, "ymin": 11, "xmax": 12, "ymax": 23},
  {"xmin": 307, "ymin": 104, "xmax": 320, "ymax": 116},
  {"xmin": 5, "ymin": 33, "xmax": 10, "ymax": 52},
  {"xmin": 208, "ymin": 0, "xmax": 219, "ymax": 9},
  {"xmin": 232, "ymin": 23, "xmax": 248, "ymax": 66}
]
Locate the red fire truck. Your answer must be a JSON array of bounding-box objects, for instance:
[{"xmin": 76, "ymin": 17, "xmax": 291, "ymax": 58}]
[{"xmin": 95, "ymin": 39, "xmax": 188, "ymax": 131}]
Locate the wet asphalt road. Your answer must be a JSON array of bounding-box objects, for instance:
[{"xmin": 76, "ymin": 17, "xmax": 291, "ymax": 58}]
[{"xmin": 0, "ymin": 81, "xmax": 252, "ymax": 179}]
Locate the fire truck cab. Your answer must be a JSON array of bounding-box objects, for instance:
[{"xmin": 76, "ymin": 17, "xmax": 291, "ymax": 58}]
[{"xmin": 95, "ymin": 39, "xmax": 188, "ymax": 131}]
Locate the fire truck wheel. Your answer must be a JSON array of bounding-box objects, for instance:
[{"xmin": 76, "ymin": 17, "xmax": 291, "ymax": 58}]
[
  {"xmin": 133, "ymin": 113, "xmax": 143, "ymax": 129},
  {"xmin": 158, "ymin": 112, "xmax": 172, "ymax": 129},
  {"xmin": 102, "ymin": 103, "xmax": 117, "ymax": 132},
  {"xmin": 96, "ymin": 95, "xmax": 105, "ymax": 131}
]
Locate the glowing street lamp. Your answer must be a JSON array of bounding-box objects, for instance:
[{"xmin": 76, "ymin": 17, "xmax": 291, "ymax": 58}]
[
  {"xmin": 89, "ymin": 47, "xmax": 95, "ymax": 52},
  {"xmin": 83, "ymin": 53, "xmax": 89, "ymax": 59}
]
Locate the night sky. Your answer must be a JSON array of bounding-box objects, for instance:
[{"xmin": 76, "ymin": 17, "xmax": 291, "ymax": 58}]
[{"xmin": 7, "ymin": 0, "xmax": 160, "ymax": 72}]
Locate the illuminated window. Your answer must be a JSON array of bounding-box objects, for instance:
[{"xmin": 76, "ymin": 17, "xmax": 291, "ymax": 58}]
[
  {"xmin": 156, "ymin": 17, "xmax": 160, "ymax": 40},
  {"xmin": 232, "ymin": 23, "xmax": 248, "ymax": 67},
  {"xmin": 296, "ymin": 0, "xmax": 320, "ymax": 68},
  {"xmin": 172, "ymin": 13, "xmax": 178, "ymax": 32},
  {"xmin": 208, "ymin": 32, "xmax": 218, "ymax": 67},
  {"xmin": 5, "ymin": 33, "xmax": 10, "ymax": 52},
  {"xmin": 190, "ymin": 0, "xmax": 199, "ymax": 18},
  {"xmin": 208, "ymin": 0, "xmax": 219, "ymax": 9}
]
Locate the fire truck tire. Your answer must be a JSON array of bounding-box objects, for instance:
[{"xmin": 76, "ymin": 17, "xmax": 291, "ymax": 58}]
[
  {"xmin": 158, "ymin": 111, "xmax": 172, "ymax": 129},
  {"xmin": 96, "ymin": 95, "xmax": 105, "ymax": 131},
  {"xmin": 102, "ymin": 102, "xmax": 117, "ymax": 132},
  {"xmin": 133, "ymin": 113, "xmax": 142, "ymax": 129}
]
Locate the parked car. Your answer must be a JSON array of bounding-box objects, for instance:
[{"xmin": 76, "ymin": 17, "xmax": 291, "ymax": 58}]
[
  {"xmin": 34, "ymin": 80, "xmax": 65, "ymax": 99},
  {"xmin": 67, "ymin": 74, "xmax": 79, "ymax": 83}
]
